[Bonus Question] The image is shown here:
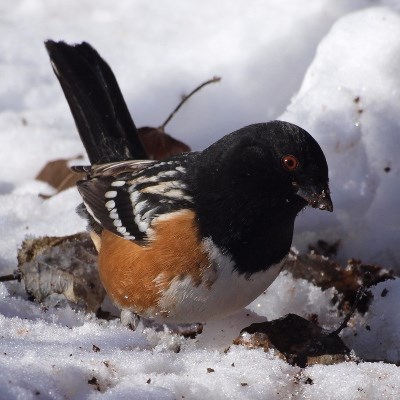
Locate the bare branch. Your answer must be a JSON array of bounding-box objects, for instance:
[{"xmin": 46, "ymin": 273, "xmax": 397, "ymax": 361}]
[{"xmin": 159, "ymin": 76, "xmax": 221, "ymax": 131}]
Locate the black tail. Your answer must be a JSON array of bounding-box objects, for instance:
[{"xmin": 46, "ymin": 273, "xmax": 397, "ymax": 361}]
[{"xmin": 45, "ymin": 40, "xmax": 148, "ymax": 164}]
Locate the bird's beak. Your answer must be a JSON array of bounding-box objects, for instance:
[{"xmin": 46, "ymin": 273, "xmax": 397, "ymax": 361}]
[{"xmin": 292, "ymin": 182, "xmax": 333, "ymax": 212}]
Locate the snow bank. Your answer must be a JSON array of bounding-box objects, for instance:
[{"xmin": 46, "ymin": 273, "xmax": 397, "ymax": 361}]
[{"xmin": 283, "ymin": 7, "xmax": 400, "ymax": 268}]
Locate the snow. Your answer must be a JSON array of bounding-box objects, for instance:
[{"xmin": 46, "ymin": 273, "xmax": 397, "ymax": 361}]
[
  {"xmin": 284, "ymin": 6, "xmax": 400, "ymax": 268},
  {"xmin": 343, "ymin": 278, "xmax": 400, "ymax": 363},
  {"xmin": 1, "ymin": 1, "xmax": 400, "ymax": 399}
]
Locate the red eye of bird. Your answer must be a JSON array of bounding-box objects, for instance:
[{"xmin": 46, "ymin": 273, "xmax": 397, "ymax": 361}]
[{"xmin": 281, "ymin": 154, "xmax": 299, "ymax": 171}]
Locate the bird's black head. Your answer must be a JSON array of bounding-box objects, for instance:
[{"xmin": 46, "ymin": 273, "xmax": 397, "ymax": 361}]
[
  {"xmin": 191, "ymin": 120, "xmax": 332, "ymax": 274},
  {"xmin": 245, "ymin": 121, "xmax": 332, "ymax": 213},
  {"xmin": 198, "ymin": 121, "xmax": 332, "ymax": 213}
]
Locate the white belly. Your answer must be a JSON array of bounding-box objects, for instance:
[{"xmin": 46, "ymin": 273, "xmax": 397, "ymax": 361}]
[{"xmin": 154, "ymin": 238, "xmax": 285, "ymax": 323}]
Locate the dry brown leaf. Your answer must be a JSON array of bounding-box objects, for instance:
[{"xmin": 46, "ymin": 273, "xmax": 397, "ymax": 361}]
[
  {"xmin": 138, "ymin": 126, "xmax": 190, "ymax": 160},
  {"xmin": 36, "ymin": 155, "xmax": 85, "ymax": 199}
]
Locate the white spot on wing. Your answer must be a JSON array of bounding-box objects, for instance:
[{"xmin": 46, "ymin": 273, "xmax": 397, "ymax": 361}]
[
  {"xmin": 105, "ymin": 200, "xmax": 115, "ymax": 210},
  {"xmin": 105, "ymin": 191, "xmax": 117, "ymax": 199},
  {"xmin": 134, "ymin": 214, "xmax": 149, "ymax": 232},
  {"xmin": 130, "ymin": 191, "xmax": 140, "ymax": 203},
  {"xmin": 134, "ymin": 200, "xmax": 147, "ymax": 215},
  {"xmin": 111, "ymin": 180, "xmax": 126, "ymax": 187},
  {"xmin": 152, "ymin": 209, "xmax": 192, "ymax": 224},
  {"xmin": 109, "ymin": 211, "xmax": 119, "ymax": 219},
  {"xmin": 113, "ymin": 219, "xmax": 123, "ymax": 227},
  {"xmin": 137, "ymin": 220, "xmax": 148, "ymax": 233},
  {"xmin": 140, "ymin": 181, "xmax": 187, "ymax": 195},
  {"xmin": 157, "ymin": 170, "xmax": 178, "ymax": 178},
  {"xmin": 160, "ymin": 190, "xmax": 192, "ymax": 201},
  {"xmin": 135, "ymin": 175, "xmax": 158, "ymax": 184}
]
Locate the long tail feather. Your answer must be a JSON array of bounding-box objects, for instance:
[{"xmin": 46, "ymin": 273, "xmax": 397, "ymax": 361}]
[{"xmin": 45, "ymin": 40, "xmax": 148, "ymax": 164}]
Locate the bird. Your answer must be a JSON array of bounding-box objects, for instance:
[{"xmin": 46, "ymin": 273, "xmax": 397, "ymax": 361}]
[{"xmin": 45, "ymin": 40, "xmax": 333, "ymax": 329}]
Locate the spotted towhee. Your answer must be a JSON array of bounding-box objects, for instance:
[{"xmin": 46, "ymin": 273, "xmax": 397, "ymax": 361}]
[{"xmin": 45, "ymin": 41, "xmax": 332, "ymax": 328}]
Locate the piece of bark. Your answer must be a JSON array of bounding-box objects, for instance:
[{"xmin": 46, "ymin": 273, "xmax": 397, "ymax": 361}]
[{"xmin": 18, "ymin": 232, "xmax": 105, "ymax": 312}]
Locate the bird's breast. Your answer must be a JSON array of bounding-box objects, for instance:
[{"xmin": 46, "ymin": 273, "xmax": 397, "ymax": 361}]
[{"xmin": 98, "ymin": 210, "xmax": 285, "ymax": 323}]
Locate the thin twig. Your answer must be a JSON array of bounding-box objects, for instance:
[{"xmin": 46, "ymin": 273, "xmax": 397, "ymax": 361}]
[
  {"xmin": 159, "ymin": 76, "xmax": 221, "ymax": 131},
  {"xmin": 0, "ymin": 271, "xmax": 22, "ymax": 282},
  {"xmin": 329, "ymin": 272, "xmax": 372, "ymax": 336}
]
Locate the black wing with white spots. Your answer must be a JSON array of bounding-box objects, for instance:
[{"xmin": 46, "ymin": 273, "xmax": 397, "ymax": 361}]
[{"xmin": 77, "ymin": 156, "xmax": 197, "ymax": 242}]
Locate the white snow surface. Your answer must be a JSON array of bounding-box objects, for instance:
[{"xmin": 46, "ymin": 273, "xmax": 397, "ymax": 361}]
[{"xmin": 1, "ymin": 1, "xmax": 400, "ymax": 399}]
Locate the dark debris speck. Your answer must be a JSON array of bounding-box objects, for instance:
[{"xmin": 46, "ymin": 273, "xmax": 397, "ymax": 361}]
[
  {"xmin": 381, "ymin": 288, "xmax": 389, "ymax": 297},
  {"xmin": 88, "ymin": 377, "xmax": 101, "ymax": 391},
  {"xmin": 305, "ymin": 377, "xmax": 314, "ymax": 385}
]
